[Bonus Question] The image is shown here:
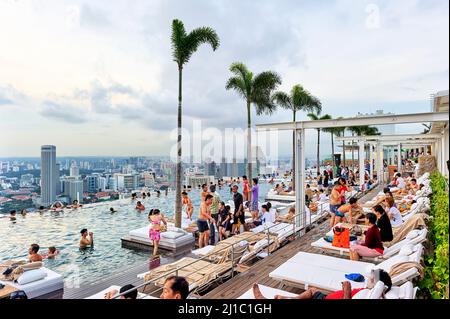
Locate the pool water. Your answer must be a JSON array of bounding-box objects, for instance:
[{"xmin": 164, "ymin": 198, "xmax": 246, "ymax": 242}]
[{"xmin": 0, "ymin": 183, "xmax": 272, "ymax": 285}]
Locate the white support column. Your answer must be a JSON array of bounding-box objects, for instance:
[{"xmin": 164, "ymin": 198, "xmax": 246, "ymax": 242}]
[
  {"xmin": 389, "ymin": 147, "xmax": 395, "ymax": 165},
  {"xmin": 369, "ymin": 143, "xmax": 374, "ymax": 180},
  {"xmin": 294, "ymin": 128, "xmax": 306, "ymax": 234},
  {"xmin": 359, "ymin": 141, "xmax": 365, "ymax": 188},
  {"xmin": 376, "ymin": 143, "xmax": 383, "ymax": 184},
  {"xmin": 397, "ymin": 143, "xmax": 402, "ymax": 173}
]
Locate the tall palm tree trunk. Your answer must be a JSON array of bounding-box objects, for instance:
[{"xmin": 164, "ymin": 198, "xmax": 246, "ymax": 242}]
[
  {"xmin": 292, "ymin": 110, "xmax": 296, "ymax": 191},
  {"xmin": 175, "ymin": 67, "xmax": 183, "ymax": 228},
  {"xmin": 316, "ymin": 129, "xmax": 321, "ymax": 175},
  {"xmin": 246, "ymin": 100, "xmax": 252, "ymax": 182}
]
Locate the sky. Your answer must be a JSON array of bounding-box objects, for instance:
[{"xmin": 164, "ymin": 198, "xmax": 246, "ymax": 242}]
[{"xmin": 0, "ymin": 0, "xmax": 448, "ymax": 160}]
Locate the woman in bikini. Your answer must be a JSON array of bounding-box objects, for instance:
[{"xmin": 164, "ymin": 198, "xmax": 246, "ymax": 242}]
[
  {"xmin": 181, "ymin": 191, "xmax": 194, "ymax": 220},
  {"xmin": 148, "ymin": 209, "xmax": 167, "ymax": 257}
]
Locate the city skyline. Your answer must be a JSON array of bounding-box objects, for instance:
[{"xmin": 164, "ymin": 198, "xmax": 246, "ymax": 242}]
[{"xmin": 1, "ymin": 0, "xmax": 448, "ymax": 158}]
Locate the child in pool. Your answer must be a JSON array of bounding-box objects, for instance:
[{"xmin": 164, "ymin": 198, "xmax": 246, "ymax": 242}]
[{"xmin": 43, "ymin": 246, "xmax": 60, "ymax": 259}]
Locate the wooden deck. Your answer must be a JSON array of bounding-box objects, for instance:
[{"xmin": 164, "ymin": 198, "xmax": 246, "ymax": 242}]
[
  {"xmin": 38, "ymin": 185, "xmax": 381, "ymax": 299},
  {"xmin": 202, "ymin": 185, "xmax": 382, "ymax": 299}
]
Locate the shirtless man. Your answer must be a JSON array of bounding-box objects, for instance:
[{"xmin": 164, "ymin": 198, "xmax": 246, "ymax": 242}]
[
  {"xmin": 201, "ymin": 184, "xmax": 209, "ymax": 203},
  {"xmin": 329, "ymin": 182, "xmax": 343, "ymax": 229},
  {"xmin": 336, "ymin": 197, "xmax": 363, "ymax": 225},
  {"xmin": 79, "ymin": 229, "xmax": 94, "ymax": 249},
  {"xmin": 28, "ymin": 244, "xmax": 43, "ymax": 262},
  {"xmin": 197, "ymin": 194, "xmax": 215, "ymax": 248}
]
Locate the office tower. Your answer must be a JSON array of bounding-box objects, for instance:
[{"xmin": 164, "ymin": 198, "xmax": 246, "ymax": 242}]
[
  {"xmin": 85, "ymin": 175, "xmax": 99, "ymax": 193},
  {"xmin": 70, "ymin": 162, "xmax": 79, "ymax": 177},
  {"xmin": 55, "ymin": 163, "xmax": 61, "ymax": 195},
  {"xmin": 41, "ymin": 145, "xmax": 56, "ymax": 206},
  {"xmin": 68, "ymin": 180, "xmax": 84, "ymax": 203}
]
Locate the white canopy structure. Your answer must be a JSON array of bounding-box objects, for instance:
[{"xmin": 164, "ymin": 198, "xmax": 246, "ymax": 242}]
[{"xmin": 256, "ymin": 91, "xmax": 449, "ymax": 232}]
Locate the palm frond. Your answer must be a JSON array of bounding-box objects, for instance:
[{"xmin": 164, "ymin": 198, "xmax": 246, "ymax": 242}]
[
  {"xmin": 225, "ymin": 76, "xmax": 248, "ymax": 99},
  {"xmin": 171, "ymin": 20, "xmax": 220, "ymax": 66},
  {"xmin": 171, "ymin": 19, "xmax": 187, "ymax": 65},
  {"xmin": 272, "ymin": 91, "xmax": 293, "ymax": 110},
  {"xmin": 307, "ymin": 112, "xmax": 319, "ymax": 121}
]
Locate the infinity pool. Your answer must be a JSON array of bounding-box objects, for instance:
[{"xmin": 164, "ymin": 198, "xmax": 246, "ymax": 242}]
[{"xmin": 0, "ymin": 183, "xmax": 272, "ymax": 285}]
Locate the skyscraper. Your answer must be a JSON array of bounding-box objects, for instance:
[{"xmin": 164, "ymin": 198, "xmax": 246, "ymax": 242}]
[
  {"xmin": 41, "ymin": 145, "xmax": 56, "ymax": 206},
  {"xmin": 70, "ymin": 162, "xmax": 79, "ymax": 177}
]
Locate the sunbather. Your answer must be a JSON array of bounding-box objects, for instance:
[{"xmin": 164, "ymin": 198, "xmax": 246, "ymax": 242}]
[
  {"xmin": 104, "ymin": 284, "xmax": 138, "ymax": 299},
  {"xmin": 349, "ymin": 213, "xmax": 384, "ymax": 261},
  {"xmin": 160, "ymin": 276, "xmax": 189, "ymax": 299},
  {"xmin": 373, "ymin": 205, "xmax": 393, "ymax": 242},
  {"xmin": 28, "ymin": 243, "xmax": 43, "ymax": 262},
  {"xmin": 252, "ymin": 269, "xmax": 392, "ymax": 299}
]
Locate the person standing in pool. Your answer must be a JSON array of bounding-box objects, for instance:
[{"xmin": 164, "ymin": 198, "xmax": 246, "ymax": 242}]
[
  {"xmin": 79, "ymin": 229, "xmax": 94, "ymax": 249},
  {"xmin": 20, "ymin": 209, "xmax": 27, "ymax": 216},
  {"xmin": 148, "ymin": 209, "xmax": 167, "ymax": 257},
  {"xmin": 9, "ymin": 210, "xmax": 17, "ymax": 221},
  {"xmin": 28, "ymin": 243, "xmax": 43, "ymax": 262},
  {"xmin": 197, "ymin": 194, "xmax": 214, "ymax": 248},
  {"xmin": 135, "ymin": 201, "xmax": 145, "ymax": 211}
]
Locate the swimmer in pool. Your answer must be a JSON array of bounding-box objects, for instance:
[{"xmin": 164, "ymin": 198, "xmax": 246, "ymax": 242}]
[
  {"xmin": 110, "ymin": 207, "xmax": 117, "ymax": 213},
  {"xmin": 79, "ymin": 229, "xmax": 94, "ymax": 249},
  {"xmin": 43, "ymin": 246, "xmax": 59, "ymax": 259},
  {"xmin": 135, "ymin": 201, "xmax": 145, "ymax": 211}
]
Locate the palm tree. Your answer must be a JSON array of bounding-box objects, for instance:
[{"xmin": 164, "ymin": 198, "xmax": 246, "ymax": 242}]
[
  {"xmin": 272, "ymin": 85, "xmax": 321, "ymax": 190},
  {"xmin": 226, "ymin": 62, "xmax": 282, "ymax": 182},
  {"xmin": 171, "ymin": 19, "xmax": 220, "ymax": 228},
  {"xmin": 307, "ymin": 112, "xmax": 332, "ymax": 175},
  {"xmin": 348, "ymin": 125, "xmax": 380, "ymax": 170},
  {"xmin": 323, "ymin": 124, "xmax": 345, "ymax": 171}
]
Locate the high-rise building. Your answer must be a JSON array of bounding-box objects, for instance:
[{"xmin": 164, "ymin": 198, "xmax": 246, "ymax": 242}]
[
  {"xmin": 20, "ymin": 174, "xmax": 34, "ymax": 187},
  {"xmin": 85, "ymin": 175, "xmax": 99, "ymax": 193},
  {"xmin": 55, "ymin": 163, "xmax": 61, "ymax": 195},
  {"xmin": 68, "ymin": 180, "xmax": 84, "ymax": 203},
  {"xmin": 116, "ymin": 174, "xmax": 138, "ymax": 191},
  {"xmin": 98, "ymin": 176, "xmax": 107, "ymax": 191},
  {"xmin": 40, "ymin": 145, "xmax": 57, "ymax": 206},
  {"xmin": 70, "ymin": 162, "xmax": 79, "ymax": 177},
  {"xmin": 108, "ymin": 176, "xmax": 118, "ymax": 191}
]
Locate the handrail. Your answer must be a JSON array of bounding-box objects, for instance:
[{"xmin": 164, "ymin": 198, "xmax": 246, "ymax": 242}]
[{"xmin": 113, "ymin": 188, "xmax": 370, "ymax": 299}]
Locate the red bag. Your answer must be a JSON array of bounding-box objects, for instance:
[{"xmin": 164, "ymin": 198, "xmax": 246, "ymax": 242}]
[{"xmin": 332, "ymin": 226, "xmax": 350, "ymax": 248}]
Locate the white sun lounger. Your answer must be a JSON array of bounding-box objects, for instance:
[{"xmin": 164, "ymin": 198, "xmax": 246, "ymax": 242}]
[
  {"xmin": 269, "ymin": 250, "xmax": 423, "ymax": 292},
  {"xmin": 84, "ymin": 285, "xmax": 158, "ymax": 299},
  {"xmin": 311, "ymin": 229, "xmax": 427, "ymax": 260},
  {"xmin": 191, "ymin": 245, "xmax": 215, "ymax": 257},
  {"xmin": 0, "ymin": 267, "xmax": 64, "ymax": 299}
]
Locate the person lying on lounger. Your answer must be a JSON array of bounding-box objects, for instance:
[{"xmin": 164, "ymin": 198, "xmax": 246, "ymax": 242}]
[
  {"xmin": 336, "ymin": 197, "xmax": 364, "ymax": 225},
  {"xmin": 104, "ymin": 284, "xmax": 138, "ymax": 299},
  {"xmin": 253, "ymin": 269, "xmax": 392, "ymax": 299}
]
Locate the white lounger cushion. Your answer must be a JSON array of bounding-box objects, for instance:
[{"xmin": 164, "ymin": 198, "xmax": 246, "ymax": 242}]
[
  {"xmin": 85, "ymin": 285, "xmax": 157, "ymax": 299},
  {"xmin": 1, "ymin": 267, "xmax": 64, "ymax": 299},
  {"xmin": 238, "ymin": 284, "xmax": 297, "ymax": 299},
  {"xmin": 269, "ymin": 251, "xmax": 422, "ymax": 291},
  {"xmin": 385, "ymin": 281, "xmax": 417, "ymax": 299},
  {"xmin": 16, "ymin": 269, "xmax": 47, "ymax": 285},
  {"xmin": 191, "ymin": 245, "xmax": 215, "ymax": 256}
]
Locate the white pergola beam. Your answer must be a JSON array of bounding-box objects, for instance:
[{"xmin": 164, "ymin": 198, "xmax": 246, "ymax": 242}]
[
  {"xmin": 256, "ymin": 112, "xmax": 449, "ymax": 131},
  {"xmin": 335, "ymin": 133, "xmax": 442, "ymax": 142}
]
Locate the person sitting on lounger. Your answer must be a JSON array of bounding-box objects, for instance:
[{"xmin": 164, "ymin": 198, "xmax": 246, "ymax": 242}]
[
  {"xmin": 160, "ymin": 276, "xmax": 189, "ymax": 299},
  {"xmin": 79, "ymin": 229, "xmax": 94, "ymax": 249},
  {"xmin": 252, "ymin": 269, "xmax": 392, "ymax": 299},
  {"xmin": 349, "ymin": 213, "xmax": 384, "ymax": 261},
  {"xmin": 28, "ymin": 243, "xmax": 43, "ymax": 262},
  {"xmin": 104, "ymin": 284, "xmax": 138, "ymax": 299},
  {"xmin": 384, "ymin": 197, "xmax": 403, "ymax": 228},
  {"xmin": 373, "ymin": 205, "xmax": 393, "ymax": 242}
]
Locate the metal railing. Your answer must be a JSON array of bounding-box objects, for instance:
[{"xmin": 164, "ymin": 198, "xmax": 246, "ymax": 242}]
[{"xmin": 112, "ymin": 203, "xmax": 335, "ymax": 299}]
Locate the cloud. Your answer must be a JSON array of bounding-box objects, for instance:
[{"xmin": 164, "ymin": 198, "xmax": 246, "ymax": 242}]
[
  {"xmin": 79, "ymin": 4, "xmax": 111, "ymax": 28},
  {"xmin": 39, "ymin": 101, "xmax": 88, "ymax": 123}
]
